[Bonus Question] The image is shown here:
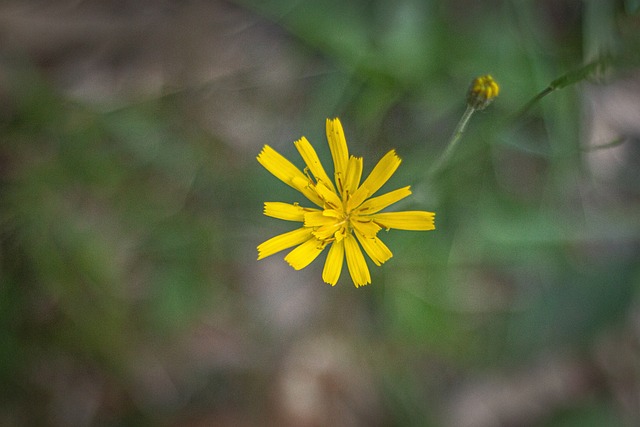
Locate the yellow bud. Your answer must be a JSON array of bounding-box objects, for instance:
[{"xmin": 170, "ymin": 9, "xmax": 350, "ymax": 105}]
[{"xmin": 467, "ymin": 75, "xmax": 499, "ymax": 110}]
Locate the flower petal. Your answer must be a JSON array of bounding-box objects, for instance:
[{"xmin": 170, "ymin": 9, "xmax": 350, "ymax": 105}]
[
  {"xmin": 294, "ymin": 137, "xmax": 336, "ymax": 193},
  {"xmin": 350, "ymin": 217, "xmax": 382, "ymax": 237},
  {"xmin": 315, "ymin": 180, "xmax": 343, "ymax": 210},
  {"xmin": 258, "ymin": 145, "xmax": 324, "ymax": 206},
  {"xmin": 305, "ymin": 210, "xmax": 345, "ymax": 241},
  {"xmin": 344, "ymin": 234, "xmax": 371, "ymax": 287},
  {"xmin": 346, "ymin": 184, "xmax": 371, "ymax": 212},
  {"xmin": 373, "ymin": 211, "xmax": 436, "ymax": 230},
  {"xmin": 315, "ymin": 223, "xmax": 345, "ymax": 241},
  {"xmin": 352, "ymin": 150, "xmax": 401, "ymax": 202},
  {"xmin": 357, "ymin": 186, "xmax": 412, "ymax": 214},
  {"xmin": 322, "ymin": 240, "xmax": 344, "ymax": 285},
  {"xmin": 304, "ymin": 211, "xmax": 335, "ymax": 227},
  {"xmin": 326, "ymin": 118, "xmax": 349, "ymax": 195},
  {"xmin": 354, "ymin": 230, "xmax": 393, "ymax": 266},
  {"xmin": 257, "ymin": 144, "xmax": 305, "ymax": 187},
  {"xmin": 264, "ymin": 202, "xmax": 317, "ymax": 221},
  {"xmin": 257, "ymin": 227, "xmax": 313, "ymax": 260},
  {"xmin": 284, "ymin": 237, "xmax": 327, "ymax": 270},
  {"xmin": 343, "ymin": 156, "xmax": 363, "ymax": 199}
]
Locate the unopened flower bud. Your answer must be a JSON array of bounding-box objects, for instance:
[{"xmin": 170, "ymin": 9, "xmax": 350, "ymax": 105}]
[{"xmin": 467, "ymin": 75, "xmax": 499, "ymax": 110}]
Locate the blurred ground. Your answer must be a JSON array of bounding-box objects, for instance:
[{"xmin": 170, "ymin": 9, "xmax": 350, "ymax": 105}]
[{"xmin": 1, "ymin": 0, "xmax": 640, "ymax": 426}]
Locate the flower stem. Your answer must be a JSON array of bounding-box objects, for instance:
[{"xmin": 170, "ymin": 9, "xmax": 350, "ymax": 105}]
[{"xmin": 429, "ymin": 105, "xmax": 476, "ymax": 177}]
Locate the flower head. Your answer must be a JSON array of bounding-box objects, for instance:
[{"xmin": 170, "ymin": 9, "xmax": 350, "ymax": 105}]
[
  {"xmin": 257, "ymin": 118, "xmax": 435, "ymax": 287},
  {"xmin": 467, "ymin": 75, "xmax": 500, "ymax": 110}
]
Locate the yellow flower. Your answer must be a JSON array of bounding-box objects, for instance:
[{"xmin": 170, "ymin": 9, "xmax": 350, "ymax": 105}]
[{"xmin": 257, "ymin": 118, "xmax": 435, "ymax": 287}]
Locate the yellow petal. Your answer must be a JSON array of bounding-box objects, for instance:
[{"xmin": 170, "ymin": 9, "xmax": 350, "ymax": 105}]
[
  {"xmin": 346, "ymin": 184, "xmax": 371, "ymax": 212},
  {"xmin": 294, "ymin": 137, "xmax": 336, "ymax": 193},
  {"xmin": 258, "ymin": 145, "xmax": 324, "ymax": 207},
  {"xmin": 373, "ymin": 211, "xmax": 435, "ymax": 230},
  {"xmin": 304, "ymin": 211, "xmax": 335, "ymax": 227},
  {"xmin": 322, "ymin": 240, "xmax": 344, "ymax": 285},
  {"xmin": 350, "ymin": 217, "xmax": 382, "ymax": 237},
  {"xmin": 284, "ymin": 237, "xmax": 327, "ymax": 270},
  {"xmin": 344, "ymin": 234, "xmax": 371, "ymax": 287},
  {"xmin": 305, "ymin": 210, "xmax": 345, "ymax": 241},
  {"xmin": 354, "ymin": 230, "xmax": 393, "ymax": 266},
  {"xmin": 289, "ymin": 176, "xmax": 322, "ymax": 206},
  {"xmin": 357, "ymin": 186, "xmax": 412, "ymax": 214},
  {"xmin": 264, "ymin": 202, "xmax": 316, "ymax": 221},
  {"xmin": 257, "ymin": 227, "xmax": 313, "ymax": 260},
  {"xmin": 257, "ymin": 145, "xmax": 306, "ymax": 188},
  {"xmin": 315, "ymin": 180, "xmax": 343, "ymax": 210},
  {"xmin": 314, "ymin": 222, "xmax": 345, "ymax": 241},
  {"xmin": 305, "ymin": 210, "xmax": 344, "ymax": 241},
  {"xmin": 326, "ymin": 118, "xmax": 349, "ymax": 194},
  {"xmin": 321, "ymin": 209, "xmax": 341, "ymax": 218},
  {"xmin": 343, "ymin": 156, "xmax": 363, "ymax": 199},
  {"xmin": 352, "ymin": 150, "xmax": 401, "ymax": 201}
]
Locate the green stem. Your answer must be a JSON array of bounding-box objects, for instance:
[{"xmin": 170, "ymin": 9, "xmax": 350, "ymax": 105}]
[
  {"xmin": 512, "ymin": 55, "xmax": 611, "ymax": 121},
  {"xmin": 512, "ymin": 86, "xmax": 554, "ymax": 120},
  {"xmin": 429, "ymin": 105, "xmax": 476, "ymax": 177}
]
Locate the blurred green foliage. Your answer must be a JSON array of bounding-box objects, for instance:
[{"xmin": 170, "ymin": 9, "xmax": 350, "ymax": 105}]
[
  {"xmin": 1, "ymin": 0, "xmax": 640, "ymax": 425},
  {"xmin": 0, "ymin": 63, "xmax": 240, "ymax": 423}
]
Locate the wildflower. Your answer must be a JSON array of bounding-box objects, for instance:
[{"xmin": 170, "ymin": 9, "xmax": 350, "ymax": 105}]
[{"xmin": 257, "ymin": 118, "xmax": 435, "ymax": 287}]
